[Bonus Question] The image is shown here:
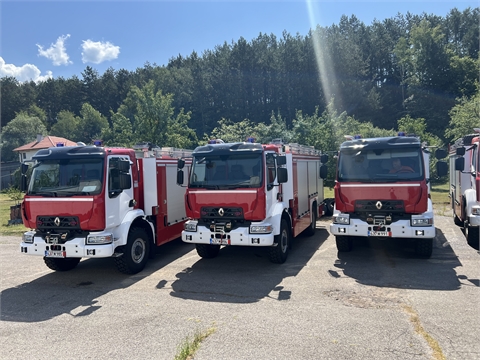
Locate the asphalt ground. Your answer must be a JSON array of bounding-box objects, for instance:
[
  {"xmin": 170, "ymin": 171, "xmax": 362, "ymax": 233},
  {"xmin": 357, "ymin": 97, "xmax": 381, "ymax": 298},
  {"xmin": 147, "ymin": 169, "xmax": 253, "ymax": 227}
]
[{"xmin": 1, "ymin": 215, "xmax": 479, "ymax": 360}]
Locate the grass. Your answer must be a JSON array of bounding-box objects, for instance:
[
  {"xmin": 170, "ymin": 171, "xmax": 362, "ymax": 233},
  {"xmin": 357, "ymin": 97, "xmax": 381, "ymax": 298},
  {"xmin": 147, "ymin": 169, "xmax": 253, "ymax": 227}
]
[
  {"xmin": 403, "ymin": 304, "xmax": 446, "ymax": 360},
  {"xmin": 174, "ymin": 327, "xmax": 216, "ymax": 360},
  {"xmin": 0, "ymin": 193, "xmax": 29, "ymax": 236}
]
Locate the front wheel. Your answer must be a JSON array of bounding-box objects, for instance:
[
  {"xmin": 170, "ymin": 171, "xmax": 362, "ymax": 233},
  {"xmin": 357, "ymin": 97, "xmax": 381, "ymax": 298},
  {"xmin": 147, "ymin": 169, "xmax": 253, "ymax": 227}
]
[
  {"xmin": 269, "ymin": 218, "xmax": 290, "ymax": 264},
  {"xmin": 415, "ymin": 238, "xmax": 433, "ymax": 258},
  {"xmin": 196, "ymin": 244, "xmax": 220, "ymax": 259},
  {"xmin": 465, "ymin": 224, "xmax": 479, "ymax": 248},
  {"xmin": 335, "ymin": 236, "xmax": 352, "ymax": 252},
  {"xmin": 44, "ymin": 257, "xmax": 81, "ymax": 271},
  {"xmin": 115, "ymin": 227, "xmax": 150, "ymax": 274},
  {"xmin": 304, "ymin": 207, "xmax": 317, "ymax": 237}
]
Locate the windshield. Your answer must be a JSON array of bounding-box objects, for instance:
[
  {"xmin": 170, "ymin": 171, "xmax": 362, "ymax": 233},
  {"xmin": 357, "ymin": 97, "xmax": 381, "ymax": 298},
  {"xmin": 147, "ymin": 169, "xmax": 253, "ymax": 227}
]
[
  {"xmin": 189, "ymin": 153, "xmax": 263, "ymax": 189},
  {"xmin": 28, "ymin": 158, "xmax": 104, "ymax": 196},
  {"xmin": 337, "ymin": 147, "xmax": 424, "ymax": 182}
]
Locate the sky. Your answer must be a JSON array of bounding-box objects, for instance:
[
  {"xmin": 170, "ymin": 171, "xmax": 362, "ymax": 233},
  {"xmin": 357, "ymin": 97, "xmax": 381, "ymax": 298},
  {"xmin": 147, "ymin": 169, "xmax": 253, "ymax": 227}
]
[{"xmin": 1, "ymin": 0, "xmax": 478, "ymax": 83}]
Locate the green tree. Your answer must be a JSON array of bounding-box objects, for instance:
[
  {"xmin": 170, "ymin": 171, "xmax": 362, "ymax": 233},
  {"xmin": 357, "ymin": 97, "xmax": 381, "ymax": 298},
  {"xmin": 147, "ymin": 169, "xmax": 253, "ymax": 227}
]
[
  {"xmin": 397, "ymin": 115, "xmax": 442, "ymax": 147},
  {"xmin": 76, "ymin": 103, "xmax": 109, "ymax": 143},
  {"xmin": 165, "ymin": 109, "xmax": 198, "ymax": 149},
  {"xmin": 101, "ymin": 111, "xmax": 135, "ymax": 147},
  {"xmin": 50, "ymin": 110, "xmax": 80, "ymax": 140},
  {"xmin": 207, "ymin": 118, "xmax": 265, "ymax": 144},
  {"xmin": 445, "ymin": 87, "xmax": 480, "ymax": 141},
  {"xmin": 1, "ymin": 112, "xmax": 47, "ymax": 162},
  {"xmin": 125, "ymin": 80, "xmax": 198, "ymax": 148}
]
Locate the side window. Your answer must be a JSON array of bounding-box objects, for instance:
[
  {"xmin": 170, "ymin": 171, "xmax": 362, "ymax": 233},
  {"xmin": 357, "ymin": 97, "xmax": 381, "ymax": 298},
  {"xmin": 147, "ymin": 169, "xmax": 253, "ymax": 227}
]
[
  {"xmin": 108, "ymin": 157, "xmax": 130, "ymax": 198},
  {"xmin": 266, "ymin": 153, "xmax": 276, "ymax": 188}
]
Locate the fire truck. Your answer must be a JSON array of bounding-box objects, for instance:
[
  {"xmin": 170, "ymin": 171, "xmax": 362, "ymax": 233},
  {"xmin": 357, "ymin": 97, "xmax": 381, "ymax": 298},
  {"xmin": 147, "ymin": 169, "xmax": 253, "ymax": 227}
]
[
  {"xmin": 449, "ymin": 129, "xmax": 480, "ymax": 246},
  {"xmin": 176, "ymin": 139, "xmax": 328, "ymax": 263},
  {"xmin": 329, "ymin": 133, "xmax": 447, "ymax": 257},
  {"xmin": 19, "ymin": 142, "xmax": 192, "ymax": 274}
]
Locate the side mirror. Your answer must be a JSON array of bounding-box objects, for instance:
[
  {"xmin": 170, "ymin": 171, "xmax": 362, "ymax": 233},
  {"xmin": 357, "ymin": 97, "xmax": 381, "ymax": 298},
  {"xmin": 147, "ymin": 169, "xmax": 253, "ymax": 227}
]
[
  {"xmin": 177, "ymin": 170, "xmax": 184, "ymax": 185},
  {"xmin": 435, "ymin": 148, "xmax": 447, "ymax": 160},
  {"xmin": 177, "ymin": 159, "xmax": 185, "ymax": 169},
  {"xmin": 436, "ymin": 161, "xmax": 448, "ymax": 177},
  {"xmin": 118, "ymin": 173, "xmax": 132, "ymax": 190},
  {"xmin": 456, "ymin": 147, "xmax": 466, "ymax": 156},
  {"xmin": 320, "ymin": 154, "xmax": 329, "ymax": 164},
  {"xmin": 20, "ymin": 163, "xmax": 29, "ymax": 192},
  {"xmin": 455, "ymin": 157, "xmax": 465, "ymax": 172},
  {"xmin": 117, "ymin": 159, "xmax": 130, "ymax": 172},
  {"xmin": 319, "ymin": 164, "xmax": 328, "ymax": 179},
  {"xmin": 276, "ymin": 156, "xmax": 287, "ymax": 166},
  {"xmin": 277, "ymin": 168, "xmax": 288, "ymax": 183}
]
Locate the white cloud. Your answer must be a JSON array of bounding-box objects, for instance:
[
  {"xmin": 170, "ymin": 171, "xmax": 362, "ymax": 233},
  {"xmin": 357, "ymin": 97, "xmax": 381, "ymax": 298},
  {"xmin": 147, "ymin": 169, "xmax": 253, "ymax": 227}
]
[
  {"xmin": 37, "ymin": 34, "xmax": 72, "ymax": 66},
  {"xmin": 0, "ymin": 57, "xmax": 53, "ymax": 83},
  {"xmin": 81, "ymin": 39, "xmax": 120, "ymax": 64}
]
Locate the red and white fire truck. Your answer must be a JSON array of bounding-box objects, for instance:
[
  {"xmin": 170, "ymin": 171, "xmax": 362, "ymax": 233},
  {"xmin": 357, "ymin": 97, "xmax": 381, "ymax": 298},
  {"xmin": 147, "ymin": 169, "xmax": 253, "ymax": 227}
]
[
  {"xmin": 176, "ymin": 139, "xmax": 328, "ymax": 263},
  {"xmin": 19, "ymin": 142, "xmax": 192, "ymax": 274},
  {"xmin": 449, "ymin": 129, "xmax": 480, "ymax": 246},
  {"xmin": 329, "ymin": 133, "xmax": 447, "ymax": 257}
]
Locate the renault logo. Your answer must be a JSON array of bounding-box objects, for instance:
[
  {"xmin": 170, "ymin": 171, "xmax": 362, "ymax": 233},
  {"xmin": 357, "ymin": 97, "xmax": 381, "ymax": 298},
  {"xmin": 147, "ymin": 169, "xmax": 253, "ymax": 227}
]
[
  {"xmin": 376, "ymin": 201, "xmax": 383, "ymax": 210},
  {"xmin": 218, "ymin": 208, "xmax": 224, "ymax": 217},
  {"xmin": 54, "ymin": 217, "xmax": 61, "ymax": 226}
]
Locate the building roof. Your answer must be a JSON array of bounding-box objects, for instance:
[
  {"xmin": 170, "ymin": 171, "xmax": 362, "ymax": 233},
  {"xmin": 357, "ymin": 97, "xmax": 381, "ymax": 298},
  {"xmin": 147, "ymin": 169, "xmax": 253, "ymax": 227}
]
[{"xmin": 13, "ymin": 136, "xmax": 77, "ymax": 152}]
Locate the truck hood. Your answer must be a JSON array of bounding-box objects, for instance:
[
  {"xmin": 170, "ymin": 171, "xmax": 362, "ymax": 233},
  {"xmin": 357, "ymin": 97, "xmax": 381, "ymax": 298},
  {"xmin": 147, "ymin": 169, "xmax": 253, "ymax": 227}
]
[
  {"xmin": 22, "ymin": 196, "xmax": 105, "ymax": 230},
  {"xmin": 185, "ymin": 189, "xmax": 266, "ymax": 221},
  {"xmin": 334, "ymin": 182, "xmax": 428, "ymax": 214}
]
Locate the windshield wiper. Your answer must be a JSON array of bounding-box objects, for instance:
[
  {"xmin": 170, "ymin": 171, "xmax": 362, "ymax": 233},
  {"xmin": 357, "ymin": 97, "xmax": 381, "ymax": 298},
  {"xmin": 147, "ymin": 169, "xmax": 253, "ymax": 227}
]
[{"xmin": 29, "ymin": 192, "xmax": 58, "ymax": 197}]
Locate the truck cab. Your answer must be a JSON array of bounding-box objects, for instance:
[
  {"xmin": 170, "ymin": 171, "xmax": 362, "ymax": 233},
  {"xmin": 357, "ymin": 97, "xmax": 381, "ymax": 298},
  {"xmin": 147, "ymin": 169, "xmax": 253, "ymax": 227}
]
[{"xmin": 330, "ymin": 134, "xmax": 447, "ymax": 257}]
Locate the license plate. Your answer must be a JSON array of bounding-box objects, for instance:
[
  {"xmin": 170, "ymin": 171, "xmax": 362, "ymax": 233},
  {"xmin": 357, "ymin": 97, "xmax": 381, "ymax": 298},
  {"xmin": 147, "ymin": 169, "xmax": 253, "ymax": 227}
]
[
  {"xmin": 368, "ymin": 231, "xmax": 391, "ymax": 237},
  {"xmin": 45, "ymin": 250, "xmax": 66, "ymax": 258},
  {"xmin": 210, "ymin": 238, "xmax": 230, "ymax": 245}
]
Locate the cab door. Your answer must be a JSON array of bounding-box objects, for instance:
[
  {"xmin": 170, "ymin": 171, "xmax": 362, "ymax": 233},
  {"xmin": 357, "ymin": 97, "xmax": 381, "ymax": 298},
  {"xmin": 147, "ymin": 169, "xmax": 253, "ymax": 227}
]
[{"xmin": 105, "ymin": 156, "xmax": 134, "ymax": 229}]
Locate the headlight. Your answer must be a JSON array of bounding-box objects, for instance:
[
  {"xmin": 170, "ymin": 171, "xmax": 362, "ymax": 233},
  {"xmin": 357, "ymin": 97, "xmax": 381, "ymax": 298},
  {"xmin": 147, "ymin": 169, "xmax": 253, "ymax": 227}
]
[
  {"xmin": 472, "ymin": 206, "xmax": 480, "ymax": 216},
  {"xmin": 333, "ymin": 214, "xmax": 350, "ymax": 225},
  {"xmin": 22, "ymin": 233, "xmax": 34, "ymax": 244},
  {"xmin": 411, "ymin": 217, "xmax": 433, "ymax": 226},
  {"xmin": 87, "ymin": 234, "xmax": 113, "ymax": 244},
  {"xmin": 184, "ymin": 221, "xmax": 197, "ymax": 232},
  {"xmin": 250, "ymin": 224, "xmax": 273, "ymax": 234}
]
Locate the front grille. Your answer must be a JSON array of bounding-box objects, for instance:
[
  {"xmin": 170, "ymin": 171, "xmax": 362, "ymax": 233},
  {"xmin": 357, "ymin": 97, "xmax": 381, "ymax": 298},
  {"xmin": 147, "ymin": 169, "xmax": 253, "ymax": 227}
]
[
  {"xmin": 36, "ymin": 216, "xmax": 81, "ymax": 230},
  {"xmin": 200, "ymin": 207, "xmax": 244, "ymax": 220},
  {"xmin": 353, "ymin": 199, "xmax": 410, "ymax": 224},
  {"xmin": 354, "ymin": 200, "xmax": 404, "ymax": 213}
]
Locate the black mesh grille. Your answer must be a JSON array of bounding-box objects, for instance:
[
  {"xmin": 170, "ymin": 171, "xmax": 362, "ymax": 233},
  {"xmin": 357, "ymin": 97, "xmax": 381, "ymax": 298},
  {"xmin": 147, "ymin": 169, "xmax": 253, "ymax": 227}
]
[
  {"xmin": 36, "ymin": 216, "xmax": 81, "ymax": 231},
  {"xmin": 354, "ymin": 200, "xmax": 405, "ymax": 213},
  {"xmin": 200, "ymin": 207, "xmax": 244, "ymax": 220}
]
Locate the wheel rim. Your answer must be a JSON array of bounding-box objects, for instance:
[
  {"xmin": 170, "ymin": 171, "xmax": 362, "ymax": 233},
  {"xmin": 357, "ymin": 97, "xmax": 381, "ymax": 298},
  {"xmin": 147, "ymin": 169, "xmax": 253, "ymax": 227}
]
[
  {"xmin": 280, "ymin": 229, "xmax": 288, "ymax": 253},
  {"xmin": 131, "ymin": 238, "xmax": 146, "ymax": 264}
]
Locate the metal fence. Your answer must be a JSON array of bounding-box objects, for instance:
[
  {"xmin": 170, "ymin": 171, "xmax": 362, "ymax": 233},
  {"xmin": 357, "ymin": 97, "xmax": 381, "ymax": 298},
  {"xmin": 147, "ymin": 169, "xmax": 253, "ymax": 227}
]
[{"xmin": 0, "ymin": 162, "xmax": 21, "ymax": 190}]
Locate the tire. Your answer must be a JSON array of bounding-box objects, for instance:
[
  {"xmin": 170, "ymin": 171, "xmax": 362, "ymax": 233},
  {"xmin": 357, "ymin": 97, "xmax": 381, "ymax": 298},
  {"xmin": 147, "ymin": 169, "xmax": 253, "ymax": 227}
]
[
  {"xmin": 43, "ymin": 257, "xmax": 81, "ymax": 271},
  {"xmin": 269, "ymin": 218, "xmax": 290, "ymax": 264},
  {"xmin": 304, "ymin": 207, "xmax": 317, "ymax": 237},
  {"xmin": 452, "ymin": 197, "xmax": 463, "ymax": 226},
  {"xmin": 453, "ymin": 213, "xmax": 463, "ymax": 227},
  {"xmin": 324, "ymin": 199, "xmax": 334, "ymax": 216},
  {"xmin": 115, "ymin": 227, "xmax": 150, "ymax": 274},
  {"xmin": 335, "ymin": 236, "xmax": 352, "ymax": 252},
  {"xmin": 465, "ymin": 225, "xmax": 479, "ymax": 248},
  {"xmin": 415, "ymin": 238, "xmax": 433, "ymax": 258},
  {"xmin": 195, "ymin": 244, "xmax": 220, "ymax": 259}
]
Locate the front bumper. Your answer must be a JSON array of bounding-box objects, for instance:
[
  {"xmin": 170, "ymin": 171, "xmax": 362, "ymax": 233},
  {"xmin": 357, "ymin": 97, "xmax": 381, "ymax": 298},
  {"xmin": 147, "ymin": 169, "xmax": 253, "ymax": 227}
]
[
  {"xmin": 468, "ymin": 213, "xmax": 480, "ymax": 227},
  {"xmin": 182, "ymin": 225, "xmax": 275, "ymax": 246},
  {"xmin": 329, "ymin": 218, "xmax": 436, "ymax": 239},
  {"xmin": 20, "ymin": 232, "xmax": 116, "ymax": 258}
]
